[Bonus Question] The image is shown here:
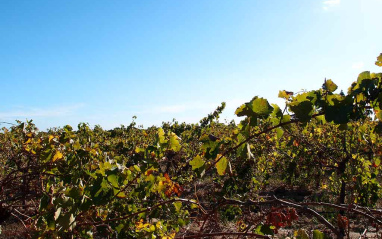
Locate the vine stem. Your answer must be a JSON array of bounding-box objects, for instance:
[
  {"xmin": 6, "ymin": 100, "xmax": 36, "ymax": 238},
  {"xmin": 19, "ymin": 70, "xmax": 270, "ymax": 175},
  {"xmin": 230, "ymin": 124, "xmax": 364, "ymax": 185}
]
[{"xmin": 301, "ymin": 202, "xmax": 382, "ymax": 225}]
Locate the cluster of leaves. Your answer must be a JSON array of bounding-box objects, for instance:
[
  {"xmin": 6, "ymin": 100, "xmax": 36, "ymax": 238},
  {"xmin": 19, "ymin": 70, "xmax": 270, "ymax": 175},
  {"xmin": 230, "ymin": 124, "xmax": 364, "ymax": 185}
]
[{"xmin": 0, "ymin": 54, "xmax": 382, "ymax": 238}]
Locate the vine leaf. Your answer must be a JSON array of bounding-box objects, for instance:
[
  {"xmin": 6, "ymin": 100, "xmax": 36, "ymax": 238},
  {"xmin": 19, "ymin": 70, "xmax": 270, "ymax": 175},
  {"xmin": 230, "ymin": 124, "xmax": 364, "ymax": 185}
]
[
  {"xmin": 374, "ymin": 108, "xmax": 382, "ymax": 121},
  {"xmin": 325, "ymin": 94, "xmax": 353, "ymax": 124},
  {"xmin": 250, "ymin": 97, "xmax": 273, "ymax": 117},
  {"xmin": 376, "ymin": 53, "xmax": 382, "ymax": 67},
  {"xmin": 357, "ymin": 71, "xmax": 371, "ymax": 83},
  {"xmin": 169, "ymin": 133, "xmax": 181, "ymax": 152},
  {"xmin": 289, "ymin": 100, "xmax": 313, "ymax": 122},
  {"xmin": 235, "ymin": 97, "xmax": 273, "ymax": 120},
  {"xmin": 157, "ymin": 128, "xmax": 166, "ymax": 144},
  {"xmin": 107, "ymin": 174, "xmax": 119, "ymax": 188},
  {"xmin": 52, "ymin": 151, "xmax": 63, "ymax": 162},
  {"xmin": 57, "ymin": 213, "xmax": 75, "ymax": 230},
  {"xmin": 313, "ymin": 229, "xmax": 327, "ymax": 239},
  {"xmin": 278, "ymin": 90, "xmax": 293, "ymax": 99},
  {"xmin": 173, "ymin": 202, "xmax": 182, "ymax": 212},
  {"xmin": 323, "ymin": 79, "xmax": 338, "ymax": 93},
  {"xmin": 254, "ymin": 224, "xmax": 274, "ymax": 236},
  {"xmin": 216, "ymin": 154, "xmax": 228, "ymax": 175},
  {"xmin": 189, "ymin": 155, "xmax": 205, "ymax": 170},
  {"xmin": 235, "ymin": 103, "xmax": 252, "ymax": 117}
]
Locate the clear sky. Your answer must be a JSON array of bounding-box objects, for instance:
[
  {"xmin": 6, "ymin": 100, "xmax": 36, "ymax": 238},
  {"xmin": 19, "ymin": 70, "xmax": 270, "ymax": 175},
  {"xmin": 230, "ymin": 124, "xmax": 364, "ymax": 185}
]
[{"xmin": 1, "ymin": 0, "xmax": 381, "ymax": 130}]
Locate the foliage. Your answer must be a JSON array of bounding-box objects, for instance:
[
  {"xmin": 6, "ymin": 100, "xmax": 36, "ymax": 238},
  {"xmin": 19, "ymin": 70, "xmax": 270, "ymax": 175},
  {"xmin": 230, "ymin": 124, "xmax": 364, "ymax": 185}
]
[{"xmin": 1, "ymin": 55, "xmax": 382, "ymax": 238}]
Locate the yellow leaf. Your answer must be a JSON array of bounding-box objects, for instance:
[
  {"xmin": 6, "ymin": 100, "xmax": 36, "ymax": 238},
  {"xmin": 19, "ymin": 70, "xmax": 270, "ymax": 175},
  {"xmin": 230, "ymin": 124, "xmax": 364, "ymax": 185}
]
[
  {"xmin": 376, "ymin": 53, "xmax": 382, "ymax": 67},
  {"xmin": 162, "ymin": 233, "xmax": 176, "ymax": 239},
  {"xmin": 52, "ymin": 151, "xmax": 63, "ymax": 162},
  {"xmin": 157, "ymin": 180, "xmax": 165, "ymax": 192},
  {"xmin": 115, "ymin": 191, "xmax": 126, "ymax": 198},
  {"xmin": 48, "ymin": 135, "xmax": 55, "ymax": 143},
  {"xmin": 215, "ymin": 154, "xmax": 228, "ymax": 176}
]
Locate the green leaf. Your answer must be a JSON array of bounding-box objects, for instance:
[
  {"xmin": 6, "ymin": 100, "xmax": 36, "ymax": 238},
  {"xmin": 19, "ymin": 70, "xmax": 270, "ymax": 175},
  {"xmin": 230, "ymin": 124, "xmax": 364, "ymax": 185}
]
[
  {"xmin": 169, "ymin": 133, "xmax": 181, "ymax": 152},
  {"xmin": 325, "ymin": 95, "xmax": 353, "ymax": 124},
  {"xmin": 254, "ymin": 224, "xmax": 274, "ymax": 236},
  {"xmin": 41, "ymin": 148, "xmax": 53, "ymax": 163},
  {"xmin": 323, "ymin": 79, "xmax": 338, "ymax": 92},
  {"xmin": 216, "ymin": 154, "xmax": 228, "ymax": 175},
  {"xmin": 278, "ymin": 90, "xmax": 293, "ymax": 99},
  {"xmin": 357, "ymin": 71, "xmax": 371, "ymax": 83},
  {"xmin": 271, "ymin": 104, "xmax": 283, "ymax": 119},
  {"xmin": 133, "ymin": 165, "xmax": 141, "ymax": 172},
  {"xmin": 236, "ymin": 133, "xmax": 247, "ymax": 158},
  {"xmin": 235, "ymin": 103, "xmax": 252, "ymax": 117},
  {"xmin": 289, "ymin": 100, "xmax": 314, "ymax": 122},
  {"xmin": 282, "ymin": 114, "xmax": 291, "ymax": 123},
  {"xmin": 276, "ymin": 128, "xmax": 284, "ymax": 139},
  {"xmin": 66, "ymin": 187, "xmax": 82, "ymax": 199},
  {"xmin": 115, "ymin": 190, "xmax": 127, "ymax": 199},
  {"xmin": 235, "ymin": 97, "xmax": 273, "ymax": 119},
  {"xmin": 107, "ymin": 174, "xmax": 119, "ymax": 188},
  {"xmin": 313, "ymin": 229, "xmax": 326, "ymax": 239},
  {"xmin": 250, "ymin": 97, "xmax": 273, "ymax": 117},
  {"xmin": 173, "ymin": 202, "xmax": 182, "ymax": 212},
  {"xmin": 294, "ymin": 91, "xmax": 320, "ymax": 105},
  {"xmin": 39, "ymin": 193, "xmax": 50, "ymax": 211},
  {"xmin": 116, "ymin": 224, "xmax": 125, "ymax": 233},
  {"xmin": 45, "ymin": 212, "xmax": 56, "ymax": 230},
  {"xmin": 101, "ymin": 178, "xmax": 111, "ymax": 191},
  {"xmin": 190, "ymin": 200, "xmax": 199, "ymax": 209},
  {"xmin": 73, "ymin": 140, "xmax": 81, "ymax": 150},
  {"xmin": 189, "ymin": 155, "xmax": 205, "ymax": 170}
]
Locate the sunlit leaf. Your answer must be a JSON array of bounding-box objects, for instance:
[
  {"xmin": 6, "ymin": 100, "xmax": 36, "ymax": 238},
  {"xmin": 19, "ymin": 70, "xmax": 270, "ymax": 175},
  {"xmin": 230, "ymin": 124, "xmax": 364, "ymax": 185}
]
[
  {"xmin": 115, "ymin": 191, "xmax": 126, "ymax": 199},
  {"xmin": 323, "ymin": 79, "xmax": 338, "ymax": 93},
  {"xmin": 250, "ymin": 97, "xmax": 273, "ymax": 117},
  {"xmin": 169, "ymin": 133, "xmax": 181, "ymax": 152},
  {"xmin": 235, "ymin": 103, "xmax": 251, "ymax": 117},
  {"xmin": 107, "ymin": 174, "xmax": 119, "ymax": 188},
  {"xmin": 216, "ymin": 154, "xmax": 228, "ymax": 175},
  {"xmin": 173, "ymin": 201, "xmax": 182, "ymax": 212},
  {"xmin": 157, "ymin": 128, "xmax": 166, "ymax": 144},
  {"xmin": 278, "ymin": 90, "xmax": 293, "ymax": 99},
  {"xmin": 357, "ymin": 71, "xmax": 371, "ymax": 83},
  {"xmin": 376, "ymin": 53, "xmax": 382, "ymax": 67},
  {"xmin": 52, "ymin": 151, "xmax": 63, "ymax": 162},
  {"xmin": 189, "ymin": 155, "xmax": 205, "ymax": 170}
]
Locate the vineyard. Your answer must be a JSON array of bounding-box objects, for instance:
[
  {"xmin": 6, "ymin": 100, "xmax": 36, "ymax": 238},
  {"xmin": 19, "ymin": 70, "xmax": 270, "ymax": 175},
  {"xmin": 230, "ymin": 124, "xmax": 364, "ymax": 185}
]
[{"xmin": 1, "ymin": 54, "xmax": 382, "ymax": 239}]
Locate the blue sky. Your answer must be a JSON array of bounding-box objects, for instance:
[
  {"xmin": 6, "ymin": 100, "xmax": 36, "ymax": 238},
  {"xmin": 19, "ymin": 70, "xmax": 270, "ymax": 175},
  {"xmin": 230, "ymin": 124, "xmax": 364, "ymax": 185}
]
[{"xmin": 1, "ymin": 0, "xmax": 381, "ymax": 130}]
